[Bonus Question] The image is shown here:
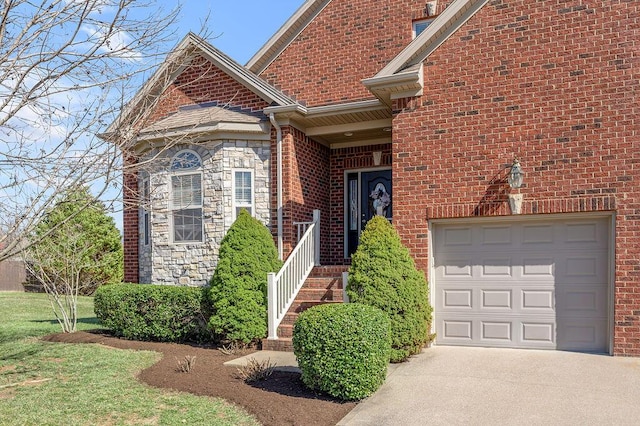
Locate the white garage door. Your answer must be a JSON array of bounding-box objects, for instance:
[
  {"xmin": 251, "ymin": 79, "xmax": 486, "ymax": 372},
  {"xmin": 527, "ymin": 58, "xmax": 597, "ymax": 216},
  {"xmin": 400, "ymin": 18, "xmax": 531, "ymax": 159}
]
[{"xmin": 433, "ymin": 216, "xmax": 610, "ymax": 352}]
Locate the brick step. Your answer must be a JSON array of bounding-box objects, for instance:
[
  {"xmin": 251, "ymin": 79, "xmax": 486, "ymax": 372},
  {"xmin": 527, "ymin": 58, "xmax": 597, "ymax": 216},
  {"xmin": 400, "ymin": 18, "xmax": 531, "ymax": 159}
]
[
  {"xmin": 303, "ymin": 276, "xmax": 343, "ymax": 289},
  {"xmin": 288, "ymin": 299, "xmax": 343, "ymax": 314},
  {"xmin": 308, "ymin": 265, "xmax": 349, "ymax": 278},
  {"xmin": 261, "ymin": 338, "xmax": 293, "ymax": 352},
  {"xmin": 295, "ymin": 288, "xmax": 343, "ymax": 302},
  {"xmin": 277, "ymin": 324, "xmax": 294, "ymax": 338},
  {"xmin": 264, "ymin": 265, "xmax": 350, "ymax": 351}
]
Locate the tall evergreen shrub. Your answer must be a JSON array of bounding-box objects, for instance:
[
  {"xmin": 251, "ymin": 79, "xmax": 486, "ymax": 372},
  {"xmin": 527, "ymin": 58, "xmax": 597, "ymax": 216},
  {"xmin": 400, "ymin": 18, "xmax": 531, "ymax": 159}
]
[
  {"xmin": 347, "ymin": 215, "xmax": 432, "ymax": 362},
  {"xmin": 207, "ymin": 210, "xmax": 282, "ymax": 344}
]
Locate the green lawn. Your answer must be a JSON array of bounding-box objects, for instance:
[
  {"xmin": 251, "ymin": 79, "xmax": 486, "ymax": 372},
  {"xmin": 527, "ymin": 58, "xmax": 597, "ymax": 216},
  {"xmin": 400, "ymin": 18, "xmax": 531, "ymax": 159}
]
[{"xmin": 0, "ymin": 292, "xmax": 258, "ymax": 426}]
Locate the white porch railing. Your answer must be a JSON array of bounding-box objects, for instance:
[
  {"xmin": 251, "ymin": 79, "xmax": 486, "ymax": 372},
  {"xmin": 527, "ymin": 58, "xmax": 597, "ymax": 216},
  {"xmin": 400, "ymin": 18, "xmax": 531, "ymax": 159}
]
[{"xmin": 267, "ymin": 210, "xmax": 320, "ymax": 340}]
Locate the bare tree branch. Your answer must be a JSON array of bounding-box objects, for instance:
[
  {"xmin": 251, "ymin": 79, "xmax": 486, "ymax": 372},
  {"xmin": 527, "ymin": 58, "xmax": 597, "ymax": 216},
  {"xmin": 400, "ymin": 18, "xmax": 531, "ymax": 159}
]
[{"xmin": 0, "ymin": 0, "xmax": 216, "ymax": 261}]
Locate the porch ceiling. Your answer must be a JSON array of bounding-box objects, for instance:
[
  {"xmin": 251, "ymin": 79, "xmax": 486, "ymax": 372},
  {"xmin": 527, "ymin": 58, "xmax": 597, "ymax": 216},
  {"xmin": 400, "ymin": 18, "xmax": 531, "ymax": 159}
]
[{"xmin": 267, "ymin": 99, "xmax": 393, "ymax": 147}]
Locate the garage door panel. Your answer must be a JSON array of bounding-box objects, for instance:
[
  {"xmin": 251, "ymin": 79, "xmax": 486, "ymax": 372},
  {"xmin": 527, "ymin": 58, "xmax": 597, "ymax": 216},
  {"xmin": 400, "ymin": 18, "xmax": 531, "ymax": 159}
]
[
  {"xmin": 442, "ymin": 320, "xmax": 473, "ymax": 340},
  {"xmin": 443, "ymin": 289, "xmax": 473, "ymax": 308},
  {"xmin": 557, "ymin": 319, "xmax": 608, "ymax": 352},
  {"xmin": 522, "ymin": 224, "xmax": 554, "ymax": 244},
  {"xmin": 522, "ymin": 257, "xmax": 555, "ymax": 276},
  {"xmin": 482, "ymin": 290, "xmax": 512, "ymax": 309},
  {"xmin": 564, "ymin": 221, "xmax": 608, "ymax": 246},
  {"xmin": 438, "ymin": 314, "xmax": 558, "ymax": 349},
  {"xmin": 556, "ymin": 285, "xmax": 608, "ymax": 316},
  {"xmin": 441, "ymin": 227, "xmax": 473, "ymax": 247},
  {"xmin": 521, "ymin": 322, "xmax": 555, "ymax": 344},
  {"xmin": 557, "ymin": 252, "xmax": 608, "ymax": 284},
  {"xmin": 442, "ymin": 259, "xmax": 472, "ymax": 277},
  {"xmin": 481, "ymin": 259, "xmax": 513, "ymax": 276},
  {"xmin": 434, "ymin": 216, "xmax": 610, "ymax": 352},
  {"xmin": 521, "ymin": 289, "xmax": 554, "ymax": 310},
  {"xmin": 481, "ymin": 226, "xmax": 512, "ymax": 245},
  {"xmin": 482, "ymin": 322, "xmax": 512, "ymax": 341}
]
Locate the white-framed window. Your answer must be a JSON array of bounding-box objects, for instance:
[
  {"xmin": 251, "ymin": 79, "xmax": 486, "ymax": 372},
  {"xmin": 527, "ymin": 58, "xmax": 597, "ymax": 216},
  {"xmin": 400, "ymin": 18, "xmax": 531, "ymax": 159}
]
[
  {"xmin": 141, "ymin": 176, "xmax": 151, "ymax": 246},
  {"xmin": 170, "ymin": 150, "xmax": 203, "ymax": 243},
  {"xmin": 232, "ymin": 169, "xmax": 253, "ymax": 219},
  {"xmin": 413, "ymin": 18, "xmax": 434, "ymax": 38}
]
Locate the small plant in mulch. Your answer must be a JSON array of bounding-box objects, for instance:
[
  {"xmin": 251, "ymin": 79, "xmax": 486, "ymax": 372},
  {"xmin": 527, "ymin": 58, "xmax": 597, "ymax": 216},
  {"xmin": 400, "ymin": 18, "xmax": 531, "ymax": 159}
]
[
  {"xmin": 175, "ymin": 355, "xmax": 196, "ymax": 373},
  {"xmin": 235, "ymin": 357, "xmax": 277, "ymax": 383},
  {"xmin": 218, "ymin": 341, "xmax": 248, "ymax": 355}
]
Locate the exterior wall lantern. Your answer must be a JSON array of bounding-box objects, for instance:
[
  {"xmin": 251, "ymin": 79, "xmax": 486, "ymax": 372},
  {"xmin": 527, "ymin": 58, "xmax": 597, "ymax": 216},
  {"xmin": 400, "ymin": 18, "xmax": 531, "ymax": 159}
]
[
  {"xmin": 507, "ymin": 157, "xmax": 524, "ymax": 189},
  {"xmin": 507, "ymin": 157, "xmax": 524, "ymax": 214}
]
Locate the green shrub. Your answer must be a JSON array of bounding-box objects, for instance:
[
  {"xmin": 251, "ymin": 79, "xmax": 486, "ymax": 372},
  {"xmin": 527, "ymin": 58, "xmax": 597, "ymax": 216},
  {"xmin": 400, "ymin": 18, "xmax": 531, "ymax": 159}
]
[
  {"xmin": 94, "ymin": 283, "xmax": 211, "ymax": 342},
  {"xmin": 347, "ymin": 215, "xmax": 432, "ymax": 362},
  {"xmin": 207, "ymin": 209, "xmax": 282, "ymax": 344},
  {"xmin": 293, "ymin": 303, "xmax": 391, "ymax": 401},
  {"xmin": 28, "ymin": 186, "xmax": 123, "ymax": 296}
]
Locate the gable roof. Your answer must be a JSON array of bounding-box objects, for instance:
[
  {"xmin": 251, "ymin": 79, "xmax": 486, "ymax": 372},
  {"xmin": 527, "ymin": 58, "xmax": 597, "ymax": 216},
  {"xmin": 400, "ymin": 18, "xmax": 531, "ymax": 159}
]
[
  {"xmin": 103, "ymin": 32, "xmax": 296, "ymax": 139},
  {"xmin": 363, "ymin": 0, "xmax": 491, "ymax": 103},
  {"xmin": 246, "ymin": 0, "xmax": 331, "ymax": 74},
  {"xmin": 244, "ymin": 0, "xmax": 492, "ymax": 105}
]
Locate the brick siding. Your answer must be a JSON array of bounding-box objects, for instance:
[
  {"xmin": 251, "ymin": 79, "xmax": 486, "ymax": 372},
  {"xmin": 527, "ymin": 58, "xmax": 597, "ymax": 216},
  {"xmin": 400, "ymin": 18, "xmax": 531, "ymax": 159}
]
[
  {"xmin": 391, "ymin": 0, "xmax": 639, "ymax": 355},
  {"xmin": 145, "ymin": 55, "xmax": 270, "ymax": 127},
  {"xmin": 260, "ymin": 0, "xmax": 434, "ymax": 106},
  {"xmin": 272, "ymin": 126, "xmax": 331, "ymax": 262},
  {"xmin": 122, "ymin": 152, "xmax": 140, "ymax": 283}
]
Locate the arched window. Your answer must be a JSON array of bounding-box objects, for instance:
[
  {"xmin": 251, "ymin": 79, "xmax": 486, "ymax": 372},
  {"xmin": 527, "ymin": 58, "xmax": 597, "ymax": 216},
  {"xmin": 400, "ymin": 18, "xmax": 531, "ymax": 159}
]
[{"xmin": 170, "ymin": 150, "xmax": 203, "ymax": 243}]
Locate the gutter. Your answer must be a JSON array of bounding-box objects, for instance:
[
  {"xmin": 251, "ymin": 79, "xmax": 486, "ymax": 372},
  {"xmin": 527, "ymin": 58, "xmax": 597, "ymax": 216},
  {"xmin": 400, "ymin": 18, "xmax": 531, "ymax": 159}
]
[{"xmin": 269, "ymin": 113, "xmax": 284, "ymax": 260}]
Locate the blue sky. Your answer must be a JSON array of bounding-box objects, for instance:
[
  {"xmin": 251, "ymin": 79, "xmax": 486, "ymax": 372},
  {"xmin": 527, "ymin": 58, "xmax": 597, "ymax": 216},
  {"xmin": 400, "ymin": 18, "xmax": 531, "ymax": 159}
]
[{"xmin": 177, "ymin": 1, "xmax": 306, "ymax": 64}]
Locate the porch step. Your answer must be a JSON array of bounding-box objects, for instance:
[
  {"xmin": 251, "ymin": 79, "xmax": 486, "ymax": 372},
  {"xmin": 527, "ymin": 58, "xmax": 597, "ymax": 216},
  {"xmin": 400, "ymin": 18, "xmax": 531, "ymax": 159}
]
[
  {"xmin": 262, "ymin": 338, "xmax": 294, "ymax": 352},
  {"xmin": 262, "ymin": 265, "xmax": 349, "ymax": 352}
]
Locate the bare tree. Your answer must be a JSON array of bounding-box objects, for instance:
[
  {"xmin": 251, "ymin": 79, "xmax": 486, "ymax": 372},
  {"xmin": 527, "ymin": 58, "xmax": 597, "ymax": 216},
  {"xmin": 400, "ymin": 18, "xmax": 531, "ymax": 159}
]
[{"xmin": 0, "ymin": 0, "xmax": 210, "ymax": 261}]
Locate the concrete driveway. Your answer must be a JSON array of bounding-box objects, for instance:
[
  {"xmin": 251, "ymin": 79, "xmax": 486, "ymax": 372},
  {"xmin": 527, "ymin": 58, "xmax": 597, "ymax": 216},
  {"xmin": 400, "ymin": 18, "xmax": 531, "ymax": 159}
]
[{"xmin": 338, "ymin": 346, "xmax": 640, "ymax": 425}]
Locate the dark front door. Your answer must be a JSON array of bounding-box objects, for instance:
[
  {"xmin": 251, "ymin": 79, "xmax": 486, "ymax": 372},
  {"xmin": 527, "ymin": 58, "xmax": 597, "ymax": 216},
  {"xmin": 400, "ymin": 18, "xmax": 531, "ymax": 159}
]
[{"xmin": 347, "ymin": 169, "xmax": 392, "ymax": 256}]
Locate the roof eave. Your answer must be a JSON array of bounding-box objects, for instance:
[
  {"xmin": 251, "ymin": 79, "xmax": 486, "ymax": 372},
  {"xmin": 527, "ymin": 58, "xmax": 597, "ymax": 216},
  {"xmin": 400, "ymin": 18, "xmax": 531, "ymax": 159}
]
[
  {"xmin": 135, "ymin": 121, "xmax": 271, "ymax": 146},
  {"xmin": 362, "ymin": 65, "xmax": 424, "ymax": 105},
  {"xmin": 370, "ymin": 0, "xmax": 491, "ymax": 84},
  {"xmin": 189, "ymin": 34, "xmax": 296, "ymax": 107},
  {"xmin": 246, "ymin": 0, "xmax": 332, "ymax": 75}
]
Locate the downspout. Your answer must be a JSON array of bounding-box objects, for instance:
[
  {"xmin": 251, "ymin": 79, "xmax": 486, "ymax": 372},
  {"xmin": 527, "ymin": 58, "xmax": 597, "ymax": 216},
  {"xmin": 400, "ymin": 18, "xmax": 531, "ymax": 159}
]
[{"xmin": 269, "ymin": 113, "xmax": 283, "ymax": 260}]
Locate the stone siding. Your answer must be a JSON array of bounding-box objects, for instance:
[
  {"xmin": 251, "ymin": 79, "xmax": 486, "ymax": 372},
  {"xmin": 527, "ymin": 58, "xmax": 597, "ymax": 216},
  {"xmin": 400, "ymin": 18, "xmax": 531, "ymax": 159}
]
[{"xmin": 139, "ymin": 140, "xmax": 270, "ymax": 286}]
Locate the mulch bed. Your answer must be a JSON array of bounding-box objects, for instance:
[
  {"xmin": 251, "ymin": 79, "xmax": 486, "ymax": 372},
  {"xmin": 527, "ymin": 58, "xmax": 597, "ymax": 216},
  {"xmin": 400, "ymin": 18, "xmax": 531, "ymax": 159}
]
[{"xmin": 43, "ymin": 331, "xmax": 356, "ymax": 426}]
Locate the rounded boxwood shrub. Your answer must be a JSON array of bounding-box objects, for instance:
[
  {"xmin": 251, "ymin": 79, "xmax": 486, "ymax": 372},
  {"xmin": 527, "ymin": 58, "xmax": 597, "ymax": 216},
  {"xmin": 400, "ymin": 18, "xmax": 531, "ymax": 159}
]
[
  {"xmin": 207, "ymin": 209, "xmax": 282, "ymax": 344},
  {"xmin": 94, "ymin": 283, "xmax": 211, "ymax": 342},
  {"xmin": 347, "ymin": 215, "xmax": 432, "ymax": 362},
  {"xmin": 293, "ymin": 303, "xmax": 391, "ymax": 401}
]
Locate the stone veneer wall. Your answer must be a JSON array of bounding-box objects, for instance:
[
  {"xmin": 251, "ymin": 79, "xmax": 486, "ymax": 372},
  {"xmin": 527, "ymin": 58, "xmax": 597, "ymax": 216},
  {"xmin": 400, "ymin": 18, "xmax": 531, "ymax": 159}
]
[{"xmin": 138, "ymin": 139, "xmax": 270, "ymax": 286}]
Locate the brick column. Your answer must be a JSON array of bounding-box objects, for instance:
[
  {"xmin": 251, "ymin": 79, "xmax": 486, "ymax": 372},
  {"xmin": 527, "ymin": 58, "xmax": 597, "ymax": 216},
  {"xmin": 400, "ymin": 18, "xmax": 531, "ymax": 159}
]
[{"xmin": 122, "ymin": 152, "xmax": 139, "ymax": 283}]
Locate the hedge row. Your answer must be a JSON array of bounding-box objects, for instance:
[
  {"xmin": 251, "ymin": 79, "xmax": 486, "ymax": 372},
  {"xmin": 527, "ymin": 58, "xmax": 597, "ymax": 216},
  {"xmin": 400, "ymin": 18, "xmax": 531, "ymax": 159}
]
[{"xmin": 94, "ymin": 283, "xmax": 211, "ymax": 342}]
